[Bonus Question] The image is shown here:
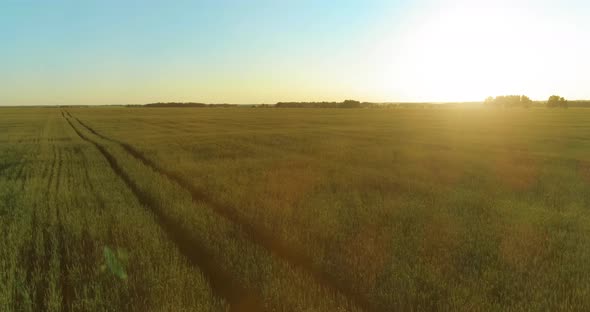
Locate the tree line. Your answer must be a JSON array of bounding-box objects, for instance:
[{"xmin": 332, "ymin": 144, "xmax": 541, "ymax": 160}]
[
  {"xmin": 546, "ymin": 95, "xmax": 568, "ymax": 108},
  {"xmin": 136, "ymin": 97, "xmax": 584, "ymax": 109},
  {"xmin": 484, "ymin": 95, "xmax": 570, "ymax": 108},
  {"xmin": 144, "ymin": 102, "xmax": 239, "ymax": 108},
  {"xmin": 275, "ymin": 100, "xmax": 372, "ymax": 108}
]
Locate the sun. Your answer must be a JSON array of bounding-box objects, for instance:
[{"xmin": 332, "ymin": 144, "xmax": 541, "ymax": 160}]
[{"xmin": 365, "ymin": 0, "xmax": 580, "ymax": 102}]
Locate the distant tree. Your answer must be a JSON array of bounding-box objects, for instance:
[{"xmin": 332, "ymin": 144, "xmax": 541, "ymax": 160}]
[
  {"xmin": 547, "ymin": 95, "xmax": 568, "ymax": 108},
  {"xmin": 275, "ymin": 100, "xmax": 365, "ymax": 108},
  {"xmin": 547, "ymin": 95, "xmax": 559, "ymax": 108},
  {"xmin": 520, "ymin": 95, "xmax": 533, "ymax": 108},
  {"xmin": 341, "ymin": 100, "xmax": 361, "ymax": 108},
  {"xmin": 484, "ymin": 95, "xmax": 532, "ymax": 108}
]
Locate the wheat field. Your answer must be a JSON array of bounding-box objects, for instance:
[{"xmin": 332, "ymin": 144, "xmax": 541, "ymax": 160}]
[{"xmin": 2, "ymin": 107, "xmax": 590, "ymax": 311}]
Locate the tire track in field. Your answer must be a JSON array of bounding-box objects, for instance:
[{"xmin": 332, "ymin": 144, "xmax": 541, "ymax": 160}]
[
  {"xmin": 53, "ymin": 143, "xmax": 72, "ymax": 312},
  {"xmin": 15, "ymin": 160, "xmax": 26, "ymax": 189},
  {"xmin": 27, "ymin": 136, "xmax": 58, "ymax": 311},
  {"xmin": 44, "ymin": 139, "xmax": 64, "ymax": 311},
  {"xmin": 63, "ymin": 114, "xmax": 265, "ymax": 312},
  {"xmin": 39, "ymin": 142, "xmax": 58, "ymax": 311},
  {"xmin": 9, "ymin": 144, "xmax": 36, "ymax": 307},
  {"xmin": 70, "ymin": 113, "xmax": 374, "ymax": 312}
]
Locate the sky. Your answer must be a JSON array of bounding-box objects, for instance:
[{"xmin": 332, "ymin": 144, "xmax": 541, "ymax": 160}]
[{"xmin": 1, "ymin": 0, "xmax": 589, "ymax": 105}]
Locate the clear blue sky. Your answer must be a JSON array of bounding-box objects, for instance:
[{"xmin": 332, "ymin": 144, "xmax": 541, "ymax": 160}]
[{"xmin": 1, "ymin": 0, "xmax": 589, "ymax": 105}]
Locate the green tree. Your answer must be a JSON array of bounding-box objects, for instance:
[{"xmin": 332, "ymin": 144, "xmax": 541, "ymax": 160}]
[{"xmin": 548, "ymin": 95, "xmax": 568, "ymax": 108}]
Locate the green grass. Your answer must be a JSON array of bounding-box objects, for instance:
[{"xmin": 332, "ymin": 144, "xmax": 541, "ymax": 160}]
[
  {"xmin": 3, "ymin": 107, "xmax": 590, "ymax": 311},
  {"xmin": 0, "ymin": 109, "xmax": 225, "ymax": 311}
]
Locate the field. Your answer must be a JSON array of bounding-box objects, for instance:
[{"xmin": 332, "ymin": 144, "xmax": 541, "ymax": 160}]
[{"xmin": 2, "ymin": 107, "xmax": 590, "ymax": 311}]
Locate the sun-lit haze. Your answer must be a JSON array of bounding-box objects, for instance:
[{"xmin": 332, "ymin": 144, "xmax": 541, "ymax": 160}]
[{"xmin": 1, "ymin": 0, "xmax": 589, "ymax": 105}]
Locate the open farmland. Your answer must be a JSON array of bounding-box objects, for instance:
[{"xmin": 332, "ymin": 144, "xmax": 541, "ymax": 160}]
[{"xmin": 2, "ymin": 107, "xmax": 590, "ymax": 311}]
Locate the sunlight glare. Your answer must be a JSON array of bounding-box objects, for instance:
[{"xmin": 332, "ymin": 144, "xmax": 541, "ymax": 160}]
[{"xmin": 367, "ymin": 0, "xmax": 586, "ymax": 102}]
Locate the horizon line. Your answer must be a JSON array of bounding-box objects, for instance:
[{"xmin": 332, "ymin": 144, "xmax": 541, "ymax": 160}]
[{"xmin": 3, "ymin": 98, "xmax": 590, "ymax": 107}]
